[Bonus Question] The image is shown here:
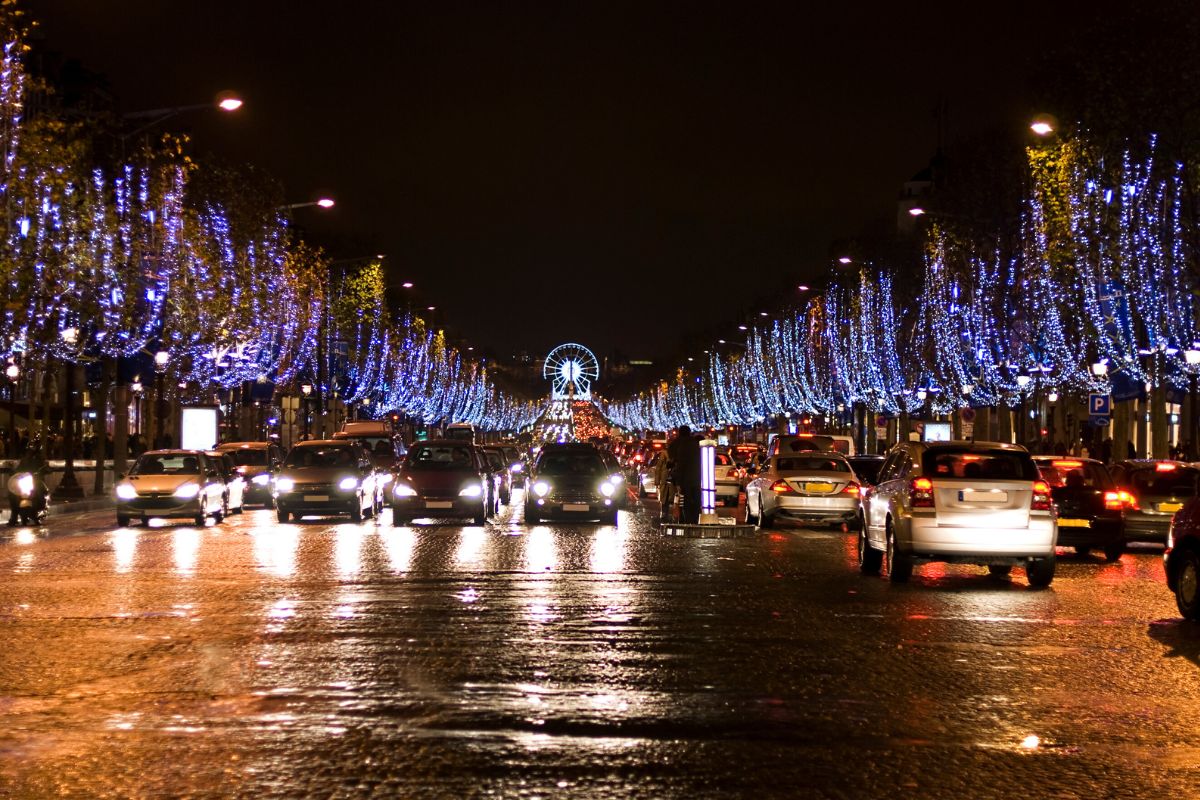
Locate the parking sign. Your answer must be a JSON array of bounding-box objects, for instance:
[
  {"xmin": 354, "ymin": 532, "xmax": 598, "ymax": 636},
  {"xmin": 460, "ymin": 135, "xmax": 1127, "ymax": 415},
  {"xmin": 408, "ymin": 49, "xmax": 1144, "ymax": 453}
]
[{"xmin": 1089, "ymin": 393, "xmax": 1111, "ymax": 416}]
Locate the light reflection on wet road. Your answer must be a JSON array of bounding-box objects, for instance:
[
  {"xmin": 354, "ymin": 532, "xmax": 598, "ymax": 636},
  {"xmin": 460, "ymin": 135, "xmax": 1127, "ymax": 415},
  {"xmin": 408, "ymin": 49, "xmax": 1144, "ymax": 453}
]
[{"xmin": 1, "ymin": 493, "xmax": 1199, "ymax": 797}]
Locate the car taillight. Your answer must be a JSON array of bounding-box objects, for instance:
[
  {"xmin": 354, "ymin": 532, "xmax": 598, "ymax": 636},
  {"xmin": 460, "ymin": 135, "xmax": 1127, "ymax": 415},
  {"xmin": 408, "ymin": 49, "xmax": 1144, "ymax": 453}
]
[
  {"xmin": 1103, "ymin": 490, "xmax": 1123, "ymax": 511},
  {"xmin": 841, "ymin": 481, "xmax": 860, "ymax": 496},
  {"xmin": 910, "ymin": 477, "xmax": 934, "ymax": 508},
  {"xmin": 770, "ymin": 480, "xmax": 794, "ymax": 494},
  {"xmin": 1121, "ymin": 490, "xmax": 1139, "ymax": 510},
  {"xmin": 1032, "ymin": 480, "xmax": 1051, "ymax": 511}
]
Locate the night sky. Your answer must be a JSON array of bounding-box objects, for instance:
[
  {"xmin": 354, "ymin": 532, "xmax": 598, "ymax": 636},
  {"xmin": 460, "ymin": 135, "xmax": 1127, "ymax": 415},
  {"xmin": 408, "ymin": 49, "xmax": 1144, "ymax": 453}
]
[{"xmin": 27, "ymin": 0, "xmax": 1090, "ymax": 362}]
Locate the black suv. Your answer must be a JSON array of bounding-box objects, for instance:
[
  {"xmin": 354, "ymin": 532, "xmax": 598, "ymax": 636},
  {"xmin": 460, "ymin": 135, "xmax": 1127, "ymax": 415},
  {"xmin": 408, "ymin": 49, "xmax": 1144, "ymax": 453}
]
[{"xmin": 525, "ymin": 443, "xmax": 621, "ymax": 525}]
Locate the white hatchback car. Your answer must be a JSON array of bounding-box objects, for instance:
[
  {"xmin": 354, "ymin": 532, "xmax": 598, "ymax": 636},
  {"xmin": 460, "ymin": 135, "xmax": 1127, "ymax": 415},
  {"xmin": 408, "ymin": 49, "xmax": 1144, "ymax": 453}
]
[{"xmin": 857, "ymin": 441, "xmax": 1057, "ymax": 586}]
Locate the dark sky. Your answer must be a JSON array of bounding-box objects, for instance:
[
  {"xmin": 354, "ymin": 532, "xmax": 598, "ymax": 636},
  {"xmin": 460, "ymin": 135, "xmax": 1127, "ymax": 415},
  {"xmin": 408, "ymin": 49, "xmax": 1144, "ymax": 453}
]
[{"xmin": 25, "ymin": 0, "xmax": 1081, "ymax": 361}]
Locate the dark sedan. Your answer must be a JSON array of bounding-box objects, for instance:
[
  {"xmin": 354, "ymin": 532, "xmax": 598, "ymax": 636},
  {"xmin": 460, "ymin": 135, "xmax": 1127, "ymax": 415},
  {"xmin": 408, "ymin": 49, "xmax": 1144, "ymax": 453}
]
[
  {"xmin": 1110, "ymin": 460, "xmax": 1200, "ymax": 545},
  {"xmin": 525, "ymin": 443, "xmax": 620, "ymax": 525},
  {"xmin": 1033, "ymin": 456, "xmax": 1126, "ymax": 561},
  {"xmin": 273, "ymin": 441, "xmax": 382, "ymax": 523}
]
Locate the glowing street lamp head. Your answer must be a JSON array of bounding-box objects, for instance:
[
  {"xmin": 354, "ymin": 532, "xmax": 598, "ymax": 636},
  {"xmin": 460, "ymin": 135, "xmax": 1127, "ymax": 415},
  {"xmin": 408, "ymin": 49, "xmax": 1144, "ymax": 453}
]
[
  {"xmin": 316, "ymin": 197, "xmax": 335, "ymax": 209},
  {"xmin": 838, "ymin": 256, "xmax": 852, "ymax": 265},
  {"xmin": 5, "ymin": 363, "xmax": 18, "ymax": 380},
  {"xmin": 154, "ymin": 350, "xmax": 170, "ymax": 367},
  {"xmin": 908, "ymin": 207, "xmax": 926, "ymax": 217},
  {"xmin": 60, "ymin": 326, "xmax": 79, "ymax": 344},
  {"xmin": 1030, "ymin": 113, "xmax": 1057, "ymax": 136},
  {"xmin": 401, "ymin": 282, "xmax": 414, "ymax": 289},
  {"xmin": 216, "ymin": 91, "xmax": 244, "ymax": 112}
]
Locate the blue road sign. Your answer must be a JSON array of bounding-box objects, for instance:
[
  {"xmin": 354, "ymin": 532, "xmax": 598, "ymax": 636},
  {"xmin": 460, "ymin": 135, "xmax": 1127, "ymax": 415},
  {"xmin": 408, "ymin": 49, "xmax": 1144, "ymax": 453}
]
[
  {"xmin": 1089, "ymin": 393, "xmax": 1112, "ymax": 416},
  {"xmin": 1089, "ymin": 415, "xmax": 1111, "ymax": 428}
]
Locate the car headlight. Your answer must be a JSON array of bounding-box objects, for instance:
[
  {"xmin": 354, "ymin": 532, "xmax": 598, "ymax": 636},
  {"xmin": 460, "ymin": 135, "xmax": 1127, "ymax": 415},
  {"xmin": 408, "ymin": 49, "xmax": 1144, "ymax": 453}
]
[
  {"xmin": 393, "ymin": 482, "xmax": 418, "ymax": 497},
  {"xmin": 609, "ymin": 473, "xmax": 624, "ymax": 484},
  {"xmin": 510, "ymin": 463, "xmax": 524, "ymax": 473},
  {"xmin": 115, "ymin": 482, "xmax": 139, "ymax": 500},
  {"xmin": 16, "ymin": 474, "xmax": 34, "ymax": 496},
  {"xmin": 380, "ymin": 473, "xmax": 394, "ymax": 486},
  {"xmin": 599, "ymin": 481, "xmax": 616, "ymax": 497},
  {"xmin": 459, "ymin": 484, "xmax": 483, "ymax": 498},
  {"xmin": 173, "ymin": 482, "xmax": 201, "ymax": 499},
  {"xmin": 275, "ymin": 477, "xmax": 295, "ymax": 492},
  {"xmin": 338, "ymin": 477, "xmax": 360, "ymax": 491},
  {"xmin": 251, "ymin": 473, "xmax": 271, "ymax": 486},
  {"xmin": 532, "ymin": 480, "xmax": 551, "ymax": 497}
]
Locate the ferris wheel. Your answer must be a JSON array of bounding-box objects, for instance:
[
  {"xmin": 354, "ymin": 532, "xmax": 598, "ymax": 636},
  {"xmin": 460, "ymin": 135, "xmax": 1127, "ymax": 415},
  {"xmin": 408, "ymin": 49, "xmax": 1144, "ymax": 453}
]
[{"xmin": 544, "ymin": 343, "xmax": 600, "ymax": 400}]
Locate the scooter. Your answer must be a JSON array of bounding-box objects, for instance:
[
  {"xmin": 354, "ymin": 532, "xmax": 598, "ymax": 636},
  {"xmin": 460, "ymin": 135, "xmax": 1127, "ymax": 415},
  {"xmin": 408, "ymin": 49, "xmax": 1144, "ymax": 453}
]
[{"xmin": 8, "ymin": 471, "xmax": 49, "ymax": 526}]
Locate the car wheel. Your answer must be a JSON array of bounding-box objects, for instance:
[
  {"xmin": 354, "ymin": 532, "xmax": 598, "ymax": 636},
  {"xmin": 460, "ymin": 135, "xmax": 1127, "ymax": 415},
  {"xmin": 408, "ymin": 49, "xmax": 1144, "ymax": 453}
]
[
  {"xmin": 759, "ymin": 500, "xmax": 775, "ymax": 530},
  {"xmin": 525, "ymin": 506, "xmax": 540, "ymax": 524},
  {"xmin": 501, "ymin": 489, "xmax": 511, "ymax": 505},
  {"xmin": 858, "ymin": 526, "xmax": 882, "ymax": 575},
  {"xmin": 194, "ymin": 500, "xmax": 207, "ymax": 527},
  {"xmin": 473, "ymin": 510, "xmax": 487, "ymax": 526},
  {"xmin": 1026, "ymin": 556, "xmax": 1056, "ymax": 588},
  {"xmin": 350, "ymin": 500, "xmax": 364, "ymax": 523},
  {"xmin": 638, "ymin": 484, "xmax": 647, "ymax": 499},
  {"xmin": 277, "ymin": 509, "xmax": 290, "ymax": 523},
  {"xmin": 392, "ymin": 511, "xmax": 409, "ymax": 526},
  {"xmin": 602, "ymin": 511, "xmax": 619, "ymax": 526},
  {"xmin": 987, "ymin": 564, "xmax": 1013, "ymax": 579},
  {"xmin": 1073, "ymin": 545, "xmax": 1091, "ymax": 558},
  {"xmin": 117, "ymin": 514, "xmax": 131, "ymax": 527},
  {"xmin": 745, "ymin": 495, "xmax": 758, "ymax": 525},
  {"xmin": 886, "ymin": 522, "xmax": 912, "ymax": 583},
  {"xmin": 1103, "ymin": 541, "xmax": 1125, "ymax": 562},
  {"xmin": 264, "ymin": 495, "xmax": 276, "ymax": 510},
  {"xmin": 1175, "ymin": 549, "xmax": 1200, "ymax": 620}
]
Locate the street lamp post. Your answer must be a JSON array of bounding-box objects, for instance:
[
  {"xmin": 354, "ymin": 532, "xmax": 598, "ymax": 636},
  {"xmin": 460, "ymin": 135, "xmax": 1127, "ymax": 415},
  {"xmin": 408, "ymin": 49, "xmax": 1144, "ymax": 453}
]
[
  {"xmin": 1186, "ymin": 349, "xmax": 1200, "ymax": 459},
  {"xmin": 301, "ymin": 384, "xmax": 313, "ymax": 441},
  {"xmin": 121, "ymin": 90, "xmax": 244, "ymax": 141},
  {"xmin": 4, "ymin": 362, "xmax": 17, "ymax": 458},
  {"xmin": 153, "ymin": 351, "xmax": 169, "ymax": 449}
]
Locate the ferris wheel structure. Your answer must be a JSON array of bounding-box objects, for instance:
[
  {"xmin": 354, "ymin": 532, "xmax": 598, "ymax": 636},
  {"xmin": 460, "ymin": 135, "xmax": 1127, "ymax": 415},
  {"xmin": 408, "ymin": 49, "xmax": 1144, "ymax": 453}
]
[{"xmin": 544, "ymin": 343, "xmax": 600, "ymax": 400}]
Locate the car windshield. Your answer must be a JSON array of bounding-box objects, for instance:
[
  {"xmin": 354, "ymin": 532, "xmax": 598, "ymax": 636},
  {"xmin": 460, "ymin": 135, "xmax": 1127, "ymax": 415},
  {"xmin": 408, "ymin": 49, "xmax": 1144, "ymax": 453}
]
[
  {"xmin": 538, "ymin": 452, "xmax": 606, "ymax": 477},
  {"xmin": 922, "ymin": 448, "xmax": 1039, "ymax": 481},
  {"xmin": 483, "ymin": 451, "xmax": 504, "ymax": 469},
  {"xmin": 284, "ymin": 447, "xmax": 357, "ymax": 468},
  {"xmin": 406, "ymin": 444, "xmax": 475, "ymax": 470},
  {"xmin": 1129, "ymin": 467, "xmax": 1198, "ymax": 497},
  {"xmin": 774, "ymin": 456, "xmax": 849, "ymax": 472},
  {"xmin": 132, "ymin": 454, "xmax": 202, "ymax": 475},
  {"xmin": 1038, "ymin": 460, "xmax": 1114, "ymax": 490},
  {"xmin": 221, "ymin": 449, "xmax": 267, "ymax": 466}
]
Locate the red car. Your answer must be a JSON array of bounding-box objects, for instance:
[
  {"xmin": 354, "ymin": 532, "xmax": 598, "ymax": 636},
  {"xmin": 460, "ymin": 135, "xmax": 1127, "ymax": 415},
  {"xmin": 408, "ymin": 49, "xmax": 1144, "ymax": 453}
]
[{"xmin": 391, "ymin": 439, "xmax": 493, "ymax": 525}]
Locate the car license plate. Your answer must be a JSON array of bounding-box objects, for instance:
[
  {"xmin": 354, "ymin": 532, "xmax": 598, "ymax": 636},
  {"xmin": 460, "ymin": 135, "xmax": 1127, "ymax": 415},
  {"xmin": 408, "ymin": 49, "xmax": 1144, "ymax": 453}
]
[
  {"xmin": 563, "ymin": 503, "xmax": 589, "ymax": 512},
  {"xmin": 1158, "ymin": 502, "xmax": 1184, "ymax": 513},
  {"xmin": 804, "ymin": 482, "xmax": 835, "ymax": 493},
  {"xmin": 1057, "ymin": 518, "xmax": 1091, "ymax": 528},
  {"xmin": 959, "ymin": 491, "xmax": 1007, "ymax": 503},
  {"xmin": 426, "ymin": 501, "xmax": 453, "ymax": 509},
  {"xmin": 303, "ymin": 495, "xmax": 329, "ymax": 502}
]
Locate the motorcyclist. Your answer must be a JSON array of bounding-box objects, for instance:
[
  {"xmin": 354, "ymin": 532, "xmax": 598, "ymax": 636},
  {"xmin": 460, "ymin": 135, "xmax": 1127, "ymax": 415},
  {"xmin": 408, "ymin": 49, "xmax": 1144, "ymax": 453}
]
[{"xmin": 9, "ymin": 435, "xmax": 48, "ymax": 526}]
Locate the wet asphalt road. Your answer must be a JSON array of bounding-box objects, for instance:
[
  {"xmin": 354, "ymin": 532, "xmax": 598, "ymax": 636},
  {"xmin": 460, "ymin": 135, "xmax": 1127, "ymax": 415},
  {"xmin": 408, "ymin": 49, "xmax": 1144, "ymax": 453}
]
[{"xmin": 1, "ymin": 491, "xmax": 1199, "ymax": 799}]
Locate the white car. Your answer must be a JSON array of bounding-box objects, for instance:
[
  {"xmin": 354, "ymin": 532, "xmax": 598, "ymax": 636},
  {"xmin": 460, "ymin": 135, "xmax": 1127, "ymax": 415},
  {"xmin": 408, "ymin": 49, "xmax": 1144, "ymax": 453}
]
[
  {"xmin": 746, "ymin": 453, "xmax": 861, "ymax": 528},
  {"xmin": 713, "ymin": 451, "xmax": 741, "ymax": 507},
  {"xmin": 207, "ymin": 450, "xmax": 246, "ymax": 516},
  {"xmin": 114, "ymin": 450, "xmax": 227, "ymax": 527},
  {"xmin": 857, "ymin": 441, "xmax": 1057, "ymax": 586}
]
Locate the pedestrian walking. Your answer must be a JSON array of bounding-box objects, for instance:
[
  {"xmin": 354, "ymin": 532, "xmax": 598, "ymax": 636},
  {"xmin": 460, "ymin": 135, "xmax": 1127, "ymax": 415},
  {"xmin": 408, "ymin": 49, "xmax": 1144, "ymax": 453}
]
[{"xmin": 667, "ymin": 425, "xmax": 701, "ymax": 524}]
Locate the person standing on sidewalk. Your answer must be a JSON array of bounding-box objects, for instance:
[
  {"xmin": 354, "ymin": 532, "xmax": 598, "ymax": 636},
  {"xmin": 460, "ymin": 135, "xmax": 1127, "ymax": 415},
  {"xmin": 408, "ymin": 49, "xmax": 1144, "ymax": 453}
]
[
  {"xmin": 652, "ymin": 450, "xmax": 674, "ymax": 521},
  {"xmin": 667, "ymin": 425, "xmax": 701, "ymax": 524}
]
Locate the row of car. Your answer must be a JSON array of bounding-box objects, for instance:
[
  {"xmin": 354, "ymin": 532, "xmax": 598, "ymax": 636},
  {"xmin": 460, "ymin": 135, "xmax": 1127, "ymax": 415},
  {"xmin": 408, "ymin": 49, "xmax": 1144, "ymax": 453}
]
[{"xmin": 733, "ymin": 436, "xmax": 1200, "ymax": 592}]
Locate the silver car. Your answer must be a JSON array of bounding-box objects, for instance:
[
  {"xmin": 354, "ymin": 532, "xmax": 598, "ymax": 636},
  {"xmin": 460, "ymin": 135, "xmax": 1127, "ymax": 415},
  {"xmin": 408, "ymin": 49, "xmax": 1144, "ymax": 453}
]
[
  {"xmin": 745, "ymin": 453, "xmax": 861, "ymax": 529},
  {"xmin": 857, "ymin": 441, "xmax": 1057, "ymax": 586}
]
